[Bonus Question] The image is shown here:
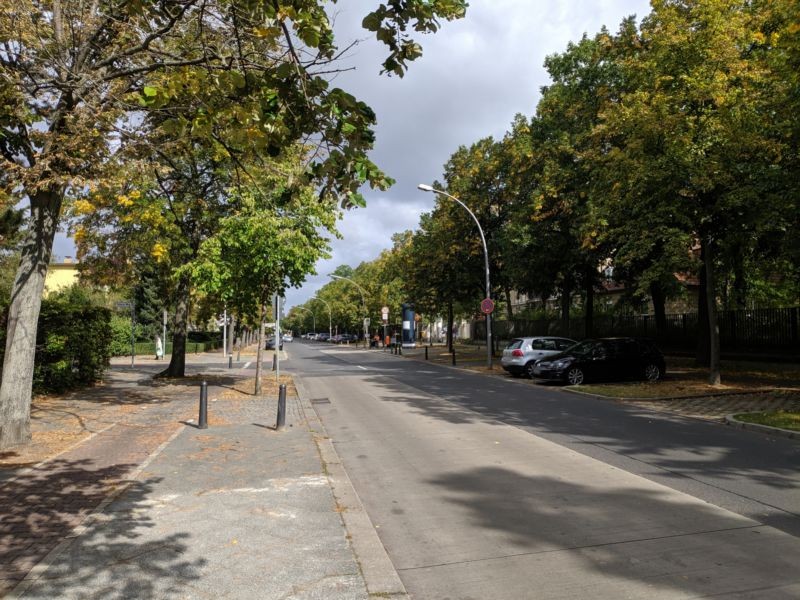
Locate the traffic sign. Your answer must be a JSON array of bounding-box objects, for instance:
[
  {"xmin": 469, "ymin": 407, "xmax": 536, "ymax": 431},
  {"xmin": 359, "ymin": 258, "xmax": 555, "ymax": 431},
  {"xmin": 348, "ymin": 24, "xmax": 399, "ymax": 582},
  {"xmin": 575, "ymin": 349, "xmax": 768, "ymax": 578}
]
[{"xmin": 480, "ymin": 298, "xmax": 495, "ymax": 315}]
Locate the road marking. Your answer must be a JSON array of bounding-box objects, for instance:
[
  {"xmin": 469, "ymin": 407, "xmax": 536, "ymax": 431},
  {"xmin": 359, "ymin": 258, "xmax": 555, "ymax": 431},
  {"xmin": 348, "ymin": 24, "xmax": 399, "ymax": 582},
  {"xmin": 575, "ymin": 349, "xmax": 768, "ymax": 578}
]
[
  {"xmin": 357, "ymin": 366, "xmax": 367, "ymax": 370},
  {"xmin": 243, "ymin": 361, "xmax": 252, "ymax": 370}
]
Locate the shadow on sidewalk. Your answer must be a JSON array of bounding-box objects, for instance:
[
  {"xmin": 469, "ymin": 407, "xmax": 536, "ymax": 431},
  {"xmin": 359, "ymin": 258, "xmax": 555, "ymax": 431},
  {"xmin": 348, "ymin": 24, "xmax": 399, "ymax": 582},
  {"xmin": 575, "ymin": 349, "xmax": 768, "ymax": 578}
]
[{"xmin": 0, "ymin": 458, "xmax": 204, "ymax": 597}]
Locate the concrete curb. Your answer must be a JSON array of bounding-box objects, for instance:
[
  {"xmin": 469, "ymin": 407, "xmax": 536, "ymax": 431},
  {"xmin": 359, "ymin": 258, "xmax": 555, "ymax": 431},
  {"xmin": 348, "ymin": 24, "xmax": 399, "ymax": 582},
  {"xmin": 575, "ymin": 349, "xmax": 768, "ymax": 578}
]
[
  {"xmin": 294, "ymin": 376, "xmax": 409, "ymax": 599},
  {"xmin": 723, "ymin": 414, "xmax": 799, "ymax": 440}
]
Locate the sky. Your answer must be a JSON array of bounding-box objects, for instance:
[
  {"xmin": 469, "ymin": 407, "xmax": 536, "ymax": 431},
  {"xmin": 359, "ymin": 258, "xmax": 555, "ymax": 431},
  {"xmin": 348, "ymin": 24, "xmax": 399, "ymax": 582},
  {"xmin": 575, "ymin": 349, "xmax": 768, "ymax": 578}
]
[{"xmin": 53, "ymin": 0, "xmax": 653, "ymax": 309}]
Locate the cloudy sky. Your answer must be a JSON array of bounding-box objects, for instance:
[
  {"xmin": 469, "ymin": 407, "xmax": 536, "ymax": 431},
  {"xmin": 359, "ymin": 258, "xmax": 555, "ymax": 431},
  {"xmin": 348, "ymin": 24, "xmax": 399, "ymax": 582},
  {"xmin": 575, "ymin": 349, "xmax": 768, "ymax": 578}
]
[
  {"xmin": 282, "ymin": 0, "xmax": 652, "ymax": 309},
  {"xmin": 53, "ymin": 0, "xmax": 652, "ymax": 309}
]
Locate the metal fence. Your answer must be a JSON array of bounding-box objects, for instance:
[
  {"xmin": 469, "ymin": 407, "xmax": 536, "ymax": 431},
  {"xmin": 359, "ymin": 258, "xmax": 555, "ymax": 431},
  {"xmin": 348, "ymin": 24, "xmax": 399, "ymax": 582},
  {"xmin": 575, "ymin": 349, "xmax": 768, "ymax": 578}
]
[{"xmin": 473, "ymin": 306, "xmax": 800, "ymax": 355}]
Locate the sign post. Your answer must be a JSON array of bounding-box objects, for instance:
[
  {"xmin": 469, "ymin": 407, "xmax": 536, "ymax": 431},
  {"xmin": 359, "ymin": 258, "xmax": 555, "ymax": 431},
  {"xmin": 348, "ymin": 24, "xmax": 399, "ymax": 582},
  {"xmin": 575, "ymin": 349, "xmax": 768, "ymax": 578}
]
[{"xmin": 381, "ymin": 306, "xmax": 389, "ymax": 350}]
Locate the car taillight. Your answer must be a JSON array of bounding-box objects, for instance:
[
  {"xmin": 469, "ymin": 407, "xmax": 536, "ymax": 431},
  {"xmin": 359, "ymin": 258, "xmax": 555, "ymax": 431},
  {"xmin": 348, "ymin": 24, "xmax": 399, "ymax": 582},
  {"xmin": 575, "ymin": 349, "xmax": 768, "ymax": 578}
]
[{"xmin": 511, "ymin": 349, "xmax": 524, "ymax": 357}]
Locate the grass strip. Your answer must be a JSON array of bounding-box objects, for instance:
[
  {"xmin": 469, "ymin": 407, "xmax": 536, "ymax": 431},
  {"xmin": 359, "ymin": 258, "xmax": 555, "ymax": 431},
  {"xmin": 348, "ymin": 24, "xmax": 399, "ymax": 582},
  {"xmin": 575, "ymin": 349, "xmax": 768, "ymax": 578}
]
[{"xmin": 734, "ymin": 410, "xmax": 800, "ymax": 432}]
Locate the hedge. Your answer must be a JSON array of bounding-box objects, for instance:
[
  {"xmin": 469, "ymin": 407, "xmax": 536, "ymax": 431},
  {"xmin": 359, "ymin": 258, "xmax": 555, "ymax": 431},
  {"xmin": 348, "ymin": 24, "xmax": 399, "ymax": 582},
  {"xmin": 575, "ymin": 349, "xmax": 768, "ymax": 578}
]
[{"xmin": 0, "ymin": 288, "xmax": 112, "ymax": 394}]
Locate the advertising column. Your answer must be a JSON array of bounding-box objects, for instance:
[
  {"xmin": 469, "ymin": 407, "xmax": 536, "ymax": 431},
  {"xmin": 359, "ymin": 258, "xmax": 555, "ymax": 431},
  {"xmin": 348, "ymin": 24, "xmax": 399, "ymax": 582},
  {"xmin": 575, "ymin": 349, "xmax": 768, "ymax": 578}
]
[{"xmin": 401, "ymin": 303, "xmax": 416, "ymax": 349}]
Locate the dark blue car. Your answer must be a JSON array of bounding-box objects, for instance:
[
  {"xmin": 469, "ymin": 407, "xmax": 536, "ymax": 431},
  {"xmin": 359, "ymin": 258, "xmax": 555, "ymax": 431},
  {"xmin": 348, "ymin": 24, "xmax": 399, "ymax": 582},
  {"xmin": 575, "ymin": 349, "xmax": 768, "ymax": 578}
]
[{"xmin": 532, "ymin": 338, "xmax": 665, "ymax": 385}]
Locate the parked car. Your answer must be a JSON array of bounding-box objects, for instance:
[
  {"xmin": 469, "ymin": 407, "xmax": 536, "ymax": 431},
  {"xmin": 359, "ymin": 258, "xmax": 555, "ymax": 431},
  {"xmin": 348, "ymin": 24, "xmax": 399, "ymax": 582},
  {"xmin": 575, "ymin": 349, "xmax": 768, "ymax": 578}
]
[
  {"xmin": 282, "ymin": 333, "xmax": 293, "ymax": 343},
  {"xmin": 265, "ymin": 337, "xmax": 283, "ymax": 350},
  {"xmin": 531, "ymin": 337, "xmax": 665, "ymax": 385},
  {"xmin": 501, "ymin": 336, "xmax": 577, "ymax": 378},
  {"xmin": 317, "ymin": 333, "xmax": 330, "ymax": 342},
  {"xmin": 338, "ymin": 333, "xmax": 357, "ymax": 344}
]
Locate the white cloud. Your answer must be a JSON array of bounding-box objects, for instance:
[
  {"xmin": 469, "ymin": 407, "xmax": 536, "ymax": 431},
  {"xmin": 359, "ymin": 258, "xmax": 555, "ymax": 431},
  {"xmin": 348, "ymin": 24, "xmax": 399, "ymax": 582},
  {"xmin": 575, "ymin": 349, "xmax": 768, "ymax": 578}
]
[{"xmin": 287, "ymin": 0, "xmax": 651, "ymax": 308}]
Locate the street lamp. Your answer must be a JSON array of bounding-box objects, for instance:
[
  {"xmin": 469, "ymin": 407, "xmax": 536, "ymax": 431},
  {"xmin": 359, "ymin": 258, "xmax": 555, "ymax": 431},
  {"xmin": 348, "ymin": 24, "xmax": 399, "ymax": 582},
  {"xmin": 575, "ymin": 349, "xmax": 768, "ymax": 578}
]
[
  {"xmin": 418, "ymin": 183, "xmax": 493, "ymax": 369},
  {"xmin": 312, "ymin": 296, "xmax": 332, "ymax": 339},
  {"xmin": 328, "ymin": 274, "xmax": 369, "ymax": 344}
]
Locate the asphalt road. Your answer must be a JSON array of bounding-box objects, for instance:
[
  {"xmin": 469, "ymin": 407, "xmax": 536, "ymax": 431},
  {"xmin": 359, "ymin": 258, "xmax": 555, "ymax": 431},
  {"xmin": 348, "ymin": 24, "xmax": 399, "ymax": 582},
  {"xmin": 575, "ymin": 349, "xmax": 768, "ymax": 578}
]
[{"xmin": 283, "ymin": 342, "xmax": 800, "ymax": 598}]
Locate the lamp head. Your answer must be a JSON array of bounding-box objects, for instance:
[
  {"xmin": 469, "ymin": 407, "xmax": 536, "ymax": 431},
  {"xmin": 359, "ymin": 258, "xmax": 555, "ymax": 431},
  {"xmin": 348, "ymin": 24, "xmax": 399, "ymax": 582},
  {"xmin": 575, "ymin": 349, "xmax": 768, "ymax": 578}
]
[{"xmin": 417, "ymin": 184, "xmax": 435, "ymax": 192}]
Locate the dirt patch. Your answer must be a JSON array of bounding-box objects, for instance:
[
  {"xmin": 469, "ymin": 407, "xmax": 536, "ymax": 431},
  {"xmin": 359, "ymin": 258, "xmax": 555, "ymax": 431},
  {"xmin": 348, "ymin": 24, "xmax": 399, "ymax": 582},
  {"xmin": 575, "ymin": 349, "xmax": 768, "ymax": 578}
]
[{"xmin": 217, "ymin": 375, "xmax": 297, "ymax": 400}]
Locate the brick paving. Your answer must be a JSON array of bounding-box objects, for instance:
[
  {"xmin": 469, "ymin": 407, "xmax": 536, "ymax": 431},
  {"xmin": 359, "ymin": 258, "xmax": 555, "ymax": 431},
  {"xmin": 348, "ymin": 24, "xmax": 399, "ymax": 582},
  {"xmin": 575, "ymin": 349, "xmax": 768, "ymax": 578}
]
[
  {"xmin": 0, "ymin": 349, "xmax": 288, "ymax": 596},
  {"xmin": 619, "ymin": 391, "xmax": 800, "ymax": 421}
]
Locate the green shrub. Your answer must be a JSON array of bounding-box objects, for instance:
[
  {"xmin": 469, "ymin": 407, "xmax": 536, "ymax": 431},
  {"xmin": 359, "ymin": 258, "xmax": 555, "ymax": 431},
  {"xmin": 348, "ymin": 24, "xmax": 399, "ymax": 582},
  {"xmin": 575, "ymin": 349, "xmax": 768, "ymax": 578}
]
[{"xmin": 30, "ymin": 286, "xmax": 112, "ymax": 393}]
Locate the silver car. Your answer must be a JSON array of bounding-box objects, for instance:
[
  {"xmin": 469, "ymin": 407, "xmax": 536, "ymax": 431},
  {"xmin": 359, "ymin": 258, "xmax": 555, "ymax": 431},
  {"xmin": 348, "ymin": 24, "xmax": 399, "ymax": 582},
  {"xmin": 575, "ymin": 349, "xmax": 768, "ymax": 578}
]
[{"xmin": 501, "ymin": 336, "xmax": 577, "ymax": 378}]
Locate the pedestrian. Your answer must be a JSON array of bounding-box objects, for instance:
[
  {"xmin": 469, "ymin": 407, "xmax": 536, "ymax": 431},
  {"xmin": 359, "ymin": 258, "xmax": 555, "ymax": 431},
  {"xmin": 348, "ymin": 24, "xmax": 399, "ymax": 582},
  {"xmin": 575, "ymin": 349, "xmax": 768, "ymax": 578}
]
[{"xmin": 155, "ymin": 334, "xmax": 164, "ymax": 360}]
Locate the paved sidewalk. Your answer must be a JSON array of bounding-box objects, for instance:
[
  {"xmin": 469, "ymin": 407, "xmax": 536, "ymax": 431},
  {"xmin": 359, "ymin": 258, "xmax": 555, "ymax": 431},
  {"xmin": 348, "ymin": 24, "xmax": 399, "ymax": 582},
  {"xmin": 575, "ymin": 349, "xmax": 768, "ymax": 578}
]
[{"xmin": 0, "ymin": 351, "xmax": 395, "ymax": 599}]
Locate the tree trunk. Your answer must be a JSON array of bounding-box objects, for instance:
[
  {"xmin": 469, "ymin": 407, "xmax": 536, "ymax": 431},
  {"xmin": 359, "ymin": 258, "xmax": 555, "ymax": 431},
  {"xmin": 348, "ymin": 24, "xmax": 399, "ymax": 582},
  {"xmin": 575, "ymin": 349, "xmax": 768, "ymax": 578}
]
[
  {"xmin": 227, "ymin": 314, "xmax": 236, "ymax": 357},
  {"xmin": 704, "ymin": 236, "xmax": 722, "ymax": 385},
  {"xmin": 696, "ymin": 247, "xmax": 710, "ymax": 367},
  {"xmin": 162, "ymin": 272, "xmax": 190, "ymax": 377},
  {"xmin": 732, "ymin": 252, "xmax": 747, "ymax": 309},
  {"xmin": 650, "ymin": 281, "xmax": 667, "ymax": 338},
  {"xmin": 584, "ymin": 269, "xmax": 594, "ymax": 338},
  {"xmin": 254, "ymin": 303, "xmax": 266, "ymax": 395},
  {"xmin": 505, "ymin": 288, "xmax": 513, "ymax": 320},
  {"xmin": 560, "ymin": 274, "xmax": 572, "ymax": 337},
  {"xmin": 446, "ymin": 301, "xmax": 454, "ymax": 352},
  {"xmin": 0, "ymin": 190, "xmax": 62, "ymax": 449}
]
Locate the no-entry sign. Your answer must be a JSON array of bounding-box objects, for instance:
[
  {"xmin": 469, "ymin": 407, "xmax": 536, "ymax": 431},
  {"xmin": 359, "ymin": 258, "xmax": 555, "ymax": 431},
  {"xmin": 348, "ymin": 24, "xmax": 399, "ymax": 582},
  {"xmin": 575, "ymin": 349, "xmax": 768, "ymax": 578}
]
[{"xmin": 480, "ymin": 298, "xmax": 495, "ymax": 315}]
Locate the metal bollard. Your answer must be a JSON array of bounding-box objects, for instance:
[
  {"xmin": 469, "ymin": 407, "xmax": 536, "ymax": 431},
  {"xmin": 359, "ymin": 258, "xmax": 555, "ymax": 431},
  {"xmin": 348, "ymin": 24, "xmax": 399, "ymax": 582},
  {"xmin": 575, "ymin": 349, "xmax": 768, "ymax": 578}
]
[
  {"xmin": 399, "ymin": 345, "xmax": 403, "ymax": 355},
  {"xmin": 451, "ymin": 352, "xmax": 456, "ymax": 367},
  {"xmin": 425, "ymin": 346, "xmax": 428, "ymax": 361},
  {"xmin": 272, "ymin": 354, "xmax": 277, "ymax": 371},
  {"xmin": 276, "ymin": 384, "xmax": 286, "ymax": 430},
  {"xmin": 228, "ymin": 356, "xmax": 233, "ymax": 369},
  {"xmin": 198, "ymin": 381, "xmax": 209, "ymax": 429}
]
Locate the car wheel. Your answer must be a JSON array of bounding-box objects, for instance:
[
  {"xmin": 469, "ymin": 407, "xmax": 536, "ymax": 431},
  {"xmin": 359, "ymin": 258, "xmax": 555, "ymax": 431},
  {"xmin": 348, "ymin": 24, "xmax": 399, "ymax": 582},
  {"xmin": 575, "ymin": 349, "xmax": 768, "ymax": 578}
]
[
  {"xmin": 566, "ymin": 367, "xmax": 585, "ymax": 385},
  {"xmin": 644, "ymin": 363, "xmax": 661, "ymax": 382},
  {"xmin": 525, "ymin": 362, "xmax": 537, "ymax": 378}
]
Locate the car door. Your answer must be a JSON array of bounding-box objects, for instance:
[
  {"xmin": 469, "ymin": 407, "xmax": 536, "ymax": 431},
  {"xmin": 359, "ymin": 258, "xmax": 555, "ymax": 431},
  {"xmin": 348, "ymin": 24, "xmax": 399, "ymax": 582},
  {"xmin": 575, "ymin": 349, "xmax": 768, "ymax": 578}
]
[
  {"xmin": 526, "ymin": 338, "xmax": 549, "ymax": 364},
  {"xmin": 583, "ymin": 340, "xmax": 613, "ymax": 381}
]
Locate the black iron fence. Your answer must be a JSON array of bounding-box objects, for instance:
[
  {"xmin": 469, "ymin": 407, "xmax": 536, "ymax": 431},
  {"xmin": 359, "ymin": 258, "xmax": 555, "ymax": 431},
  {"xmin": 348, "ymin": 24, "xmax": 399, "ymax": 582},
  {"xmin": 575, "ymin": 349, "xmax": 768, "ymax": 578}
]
[{"xmin": 473, "ymin": 306, "xmax": 800, "ymax": 356}]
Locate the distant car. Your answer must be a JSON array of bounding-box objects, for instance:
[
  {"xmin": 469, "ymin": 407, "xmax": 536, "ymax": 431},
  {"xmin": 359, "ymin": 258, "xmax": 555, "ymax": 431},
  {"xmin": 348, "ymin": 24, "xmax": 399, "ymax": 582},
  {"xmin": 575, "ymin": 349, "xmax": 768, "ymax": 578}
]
[
  {"xmin": 338, "ymin": 333, "xmax": 356, "ymax": 344},
  {"xmin": 532, "ymin": 337, "xmax": 665, "ymax": 385},
  {"xmin": 265, "ymin": 337, "xmax": 283, "ymax": 350},
  {"xmin": 500, "ymin": 336, "xmax": 577, "ymax": 378},
  {"xmin": 317, "ymin": 333, "xmax": 330, "ymax": 342},
  {"xmin": 282, "ymin": 333, "xmax": 293, "ymax": 343}
]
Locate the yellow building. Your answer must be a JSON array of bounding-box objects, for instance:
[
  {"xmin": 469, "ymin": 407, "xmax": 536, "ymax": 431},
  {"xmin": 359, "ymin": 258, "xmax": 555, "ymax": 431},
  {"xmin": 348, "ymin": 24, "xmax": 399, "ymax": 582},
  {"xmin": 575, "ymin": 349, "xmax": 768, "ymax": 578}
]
[{"xmin": 43, "ymin": 259, "xmax": 80, "ymax": 297}]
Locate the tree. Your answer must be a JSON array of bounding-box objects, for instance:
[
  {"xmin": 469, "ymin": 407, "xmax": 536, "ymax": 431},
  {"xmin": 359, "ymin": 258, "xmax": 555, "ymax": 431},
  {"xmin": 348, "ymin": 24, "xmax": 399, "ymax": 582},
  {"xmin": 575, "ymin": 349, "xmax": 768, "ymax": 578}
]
[
  {"xmin": 0, "ymin": 0, "xmax": 467, "ymax": 447},
  {"xmin": 192, "ymin": 168, "xmax": 335, "ymax": 393},
  {"xmin": 597, "ymin": 0, "xmax": 792, "ymax": 383}
]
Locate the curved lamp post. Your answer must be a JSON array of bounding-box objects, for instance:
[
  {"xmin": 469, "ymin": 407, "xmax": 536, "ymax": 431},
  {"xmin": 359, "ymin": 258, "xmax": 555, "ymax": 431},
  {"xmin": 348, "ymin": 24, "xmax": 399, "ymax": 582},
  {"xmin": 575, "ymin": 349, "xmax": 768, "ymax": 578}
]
[
  {"xmin": 328, "ymin": 274, "xmax": 370, "ymax": 343},
  {"xmin": 312, "ymin": 296, "xmax": 333, "ymax": 339},
  {"xmin": 418, "ymin": 183, "xmax": 493, "ymax": 369}
]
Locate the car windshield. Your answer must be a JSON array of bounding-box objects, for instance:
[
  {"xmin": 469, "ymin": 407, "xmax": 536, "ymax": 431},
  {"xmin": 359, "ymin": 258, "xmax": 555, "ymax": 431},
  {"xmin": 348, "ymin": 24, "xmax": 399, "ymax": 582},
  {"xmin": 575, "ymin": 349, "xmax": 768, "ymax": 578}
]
[
  {"xmin": 566, "ymin": 340, "xmax": 604, "ymax": 357},
  {"xmin": 506, "ymin": 339, "xmax": 524, "ymax": 350}
]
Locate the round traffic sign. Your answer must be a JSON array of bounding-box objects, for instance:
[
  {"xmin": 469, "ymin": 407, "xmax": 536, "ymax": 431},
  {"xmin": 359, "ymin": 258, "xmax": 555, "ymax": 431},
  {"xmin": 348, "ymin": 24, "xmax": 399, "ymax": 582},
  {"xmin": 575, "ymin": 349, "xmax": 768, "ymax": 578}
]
[{"xmin": 480, "ymin": 298, "xmax": 495, "ymax": 315}]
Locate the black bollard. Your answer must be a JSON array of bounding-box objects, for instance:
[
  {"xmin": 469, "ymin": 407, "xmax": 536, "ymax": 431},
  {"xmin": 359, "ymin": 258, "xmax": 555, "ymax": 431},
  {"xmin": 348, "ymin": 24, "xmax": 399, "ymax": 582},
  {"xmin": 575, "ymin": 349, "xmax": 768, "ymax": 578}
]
[
  {"xmin": 425, "ymin": 346, "xmax": 428, "ymax": 361},
  {"xmin": 198, "ymin": 381, "xmax": 209, "ymax": 429},
  {"xmin": 451, "ymin": 352, "xmax": 456, "ymax": 367},
  {"xmin": 277, "ymin": 384, "xmax": 286, "ymax": 430},
  {"xmin": 399, "ymin": 345, "xmax": 403, "ymax": 356},
  {"xmin": 272, "ymin": 353, "xmax": 277, "ymax": 371},
  {"xmin": 228, "ymin": 356, "xmax": 233, "ymax": 369}
]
